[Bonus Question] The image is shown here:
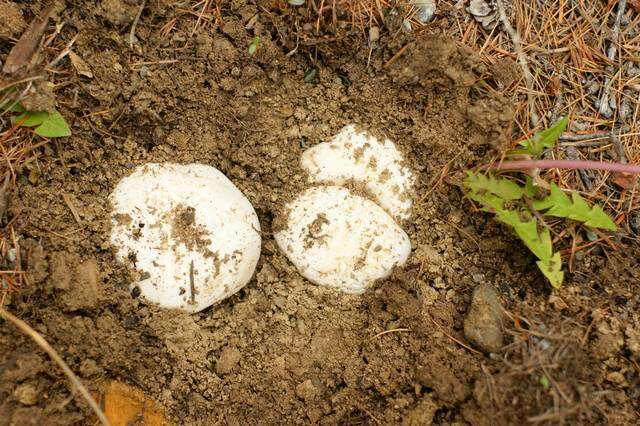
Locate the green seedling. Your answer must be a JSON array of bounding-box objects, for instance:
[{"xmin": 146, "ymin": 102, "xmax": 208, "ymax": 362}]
[
  {"xmin": 463, "ymin": 118, "xmax": 617, "ymax": 288},
  {"xmin": 248, "ymin": 37, "xmax": 261, "ymax": 55},
  {"xmin": 1, "ymin": 99, "xmax": 71, "ymax": 138}
]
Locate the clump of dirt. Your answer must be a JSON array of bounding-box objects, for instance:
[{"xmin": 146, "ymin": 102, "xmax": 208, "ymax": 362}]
[
  {"xmin": 169, "ymin": 204, "xmax": 212, "ymax": 257},
  {"xmin": 1, "ymin": 1, "xmax": 639, "ymax": 425},
  {"xmin": 0, "ymin": 1, "xmax": 25, "ymax": 39}
]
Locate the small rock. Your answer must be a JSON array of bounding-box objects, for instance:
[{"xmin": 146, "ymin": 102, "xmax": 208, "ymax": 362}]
[
  {"xmin": 606, "ymin": 371, "xmax": 627, "ymax": 387},
  {"xmin": 14, "ymin": 383, "xmax": 38, "ymax": 406},
  {"xmin": 413, "ymin": 0, "xmax": 436, "ymax": 23},
  {"xmin": 369, "ymin": 26, "xmax": 380, "ymax": 44},
  {"xmin": 467, "ymin": 0, "xmax": 491, "ymax": 16},
  {"xmin": 463, "ymin": 284, "xmax": 504, "ymax": 353},
  {"xmin": 625, "ymin": 325, "xmax": 640, "ymax": 356},
  {"xmin": 216, "ymin": 345, "xmax": 241, "ymax": 375}
]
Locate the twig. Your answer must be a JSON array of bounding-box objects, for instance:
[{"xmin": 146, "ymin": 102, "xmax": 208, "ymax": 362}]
[
  {"xmin": 47, "ymin": 34, "xmax": 78, "ymax": 69},
  {"xmin": 129, "ymin": 0, "xmax": 147, "ymax": 48},
  {"xmin": 598, "ymin": 0, "xmax": 627, "ymax": 118},
  {"xmin": 370, "ymin": 328, "xmax": 410, "ymax": 339},
  {"xmin": 496, "ymin": 0, "xmax": 538, "ymax": 127},
  {"xmin": 563, "ymin": 146, "xmax": 593, "ymax": 189},
  {"xmin": 62, "ymin": 194, "xmax": 82, "ymax": 224},
  {"xmin": 383, "ymin": 43, "xmax": 412, "ymax": 69},
  {"xmin": 483, "ymin": 159, "xmax": 640, "ymax": 174},
  {"xmin": 430, "ymin": 318, "xmax": 483, "ymax": 355},
  {"xmin": 190, "ymin": 0, "xmax": 210, "ymax": 37},
  {"xmin": 559, "ymin": 131, "xmax": 616, "ymax": 142},
  {"xmin": 0, "ymin": 75, "xmax": 46, "ymax": 92},
  {"xmin": 610, "ymin": 132, "xmax": 627, "ymax": 164},
  {"xmin": 0, "ymin": 307, "xmax": 110, "ymax": 426},
  {"xmin": 189, "ymin": 259, "xmax": 196, "ymax": 305}
]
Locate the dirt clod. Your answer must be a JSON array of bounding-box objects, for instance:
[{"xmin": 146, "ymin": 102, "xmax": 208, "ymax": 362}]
[
  {"xmin": 216, "ymin": 345, "xmax": 241, "ymax": 375},
  {"xmin": 464, "ymin": 284, "xmax": 505, "ymax": 353},
  {"xmin": 13, "ymin": 383, "xmax": 38, "ymax": 406},
  {"xmin": 49, "ymin": 253, "xmax": 100, "ymax": 311},
  {"xmin": 0, "ymin": 1, "xmax": 26, "ymax": 38},
  {"xmin": 99, "ymin": 0, "xmax": 137, "ymax": 26},
  {"xmin": 402, "ymin": 396, "xmax": 437, "ymax": 425}
]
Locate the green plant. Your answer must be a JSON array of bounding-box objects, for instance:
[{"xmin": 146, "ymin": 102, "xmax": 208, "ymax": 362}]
[
  {"xmin": 463, "ymin": 118, "xmax": 617, "ymax": 288},
  {"xmin": 248, "ymin": 36, "xmax": 261, "ymax": 55},
  {"xmin": 1, "ymin": 99, "xmax": 71, "ymax": 138}
]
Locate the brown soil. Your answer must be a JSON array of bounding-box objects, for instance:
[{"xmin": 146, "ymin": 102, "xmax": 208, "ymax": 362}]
[{"xmin": 1, "ymin": 2, "xmax": 639, "ymax": 425}]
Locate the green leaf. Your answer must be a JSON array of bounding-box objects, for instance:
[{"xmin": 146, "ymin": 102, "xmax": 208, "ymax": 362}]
[
  {"xmin": 536, "ymin": 252, "xmax": 564, "ymax": 288},
  {"xmin": 532, "ymin": 183, "xmax": 570, "ymax": 211},
  {"xmin": 511, "ymin": 117, "xmax": 568, "ymax": 157},
  {"xmin": 540, "ymin": 375, "xmax": 551, "ymax": 390},
  {"xmin": 496, "ymin": 210, "xmax": 553, "ymax": 261},
  {"xmin": 523, "ymin": 176, "xmax": 538, "ymax": 198},
  {"xmin": 33, "ymin": 111, "xmax": 71, "ymax": 137},
  {"xmin": 464, "ymin": 172, "xmax": 524, "ymax": 204},
  {"xmin": 304, "ymin": 68, "xmax": 318, "ymax": 83},
  {"xmin": 14, "ymin": 111, "xmax": 48, "ymax": 127},
  {"xmin": 533, "ymin": 183, "xmax": 616, "ymax": 230},
  {"xmin": 14, "ymin": 110, "xmax": 71, "ymax": 137},
  {"xmin": 248, "ymin": 37, "xmax": 260, "ymax": 55}
]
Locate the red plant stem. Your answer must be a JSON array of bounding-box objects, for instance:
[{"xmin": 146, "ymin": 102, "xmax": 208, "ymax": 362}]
[{"xmin": 482, "ymin": 159, "xmax": 640, "ymax": 174}]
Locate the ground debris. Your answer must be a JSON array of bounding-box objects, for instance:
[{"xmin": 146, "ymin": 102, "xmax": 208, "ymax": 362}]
[{"xmin": 2, "ymin": 5, "xmax": 54, "ymax": 74}]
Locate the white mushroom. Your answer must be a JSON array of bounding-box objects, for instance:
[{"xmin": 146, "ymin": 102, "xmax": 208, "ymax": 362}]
[
  {"xmin": 275, "ymin": 186, "xmax": 411, "ymax": 293},
  {"xmin": 110, "ymin": 163, "xmax": 261, "ymax": 313},
  {"xmin": 301, "ymin": 124, "xmax": 415, "ymax": 220}
]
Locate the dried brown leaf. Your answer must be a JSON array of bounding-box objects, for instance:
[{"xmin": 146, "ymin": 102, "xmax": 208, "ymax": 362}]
[
  {"xmin": 2, "ymin": 6, "xmax": 54, "ymax": 75},
  {"xmin": 69, "ymin": 51, "xmax": 93, "ymax": 78}
]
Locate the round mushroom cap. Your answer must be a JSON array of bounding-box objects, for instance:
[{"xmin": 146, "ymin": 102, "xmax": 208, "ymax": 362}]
[
  {"xmin": 301, "ymin": 124, "xmax": 415, "ymax": 220},
  {"xmin": 275, "ymin": 186, "xmax": 411, "ymax": 293},
  {"xmin": 110, "ymin": 163, "xmax": 261, "ymax": 313}
]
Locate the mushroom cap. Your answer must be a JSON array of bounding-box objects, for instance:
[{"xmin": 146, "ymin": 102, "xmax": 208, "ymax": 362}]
[
  {"xmin": 110, "ymin": 163, "xmax": 261, "ymax": 313},
  {"xmin": 275, "ymin": 186, "xmax": 411, "ymax": 293},
  {"xmin": 301, "ymin": 125, "xmax": 414, "ymax": 220}
]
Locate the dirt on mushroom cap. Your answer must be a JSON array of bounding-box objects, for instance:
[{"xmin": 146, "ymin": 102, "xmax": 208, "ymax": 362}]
[{"xmin": 1, "ymin": 1, "xmax": 639, "ymax": 425}]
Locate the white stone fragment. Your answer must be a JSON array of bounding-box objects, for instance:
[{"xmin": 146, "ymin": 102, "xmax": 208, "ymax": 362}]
[
  {"xmin": 413, "ymin": 0, "xmax": 437, "ymax": 23},
  {"xmin": 275, "ymin": 186, "xmax": 411, "ymax": 294},
  {"xmin": 110, "ymin": 163, "xmax": 261, "ymax": 313},
  {"xmin": 301, "ymin": 124, "xmax": 414, "ymax": 220}
]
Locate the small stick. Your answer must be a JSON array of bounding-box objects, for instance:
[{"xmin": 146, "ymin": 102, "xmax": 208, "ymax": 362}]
[
  {"xmin": 189, "ymin": 259, "xmax": 196, "ymax": 305},
  {"xmin": 190, "ymin": 0, "xmax": 210, "ymax": 37},
  {"xmin": 610, "ymin": 132, "xmax": 628, "ymax": 164},
  {"xmin": 496, "ymin": 0, "xmax": 538, "ymax": 127},
  {"xmin": 598, "ymin": 0, "xmax": 627, "ymax": 117},
  {"xmin": 482, "ymin": 159, "xmax": 640, "ymax": 174},
  {"xmin": 0, "ymin": 307, "xmax": 110, "ymax": 426},
  {"xmin": 430, "ymin": 318, "xmax": 483, "ymax": 355},
  {"xmin": 382, "ymin": 43, "xmax": 412, "ymax": 69},
  {"xmin": 129, "ymin": 0, "xmax": 147, "ymax": 48},
  {"xmin": 47, "ymin": 34, "xmax": 78, "ymax": 69},
  {"xmin": 62, "ymin": 194, "xmax": 82, "ymax": 224},
  {"xmin": 370, "ymin": 328, "xmax": 410, "ymax": 339},
  {"xmin": 559, "ymin": 131, "xmax": 616, "ymax": 142},
  {"xmin": 563, "ymin": 146, "xmax": 593, "ymax": 189}
]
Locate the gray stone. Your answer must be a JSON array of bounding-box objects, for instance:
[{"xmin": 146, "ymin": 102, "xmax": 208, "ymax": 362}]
[{"xmin": 464, "ymin": 284, "xmax": 504, "ymax": 353}]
